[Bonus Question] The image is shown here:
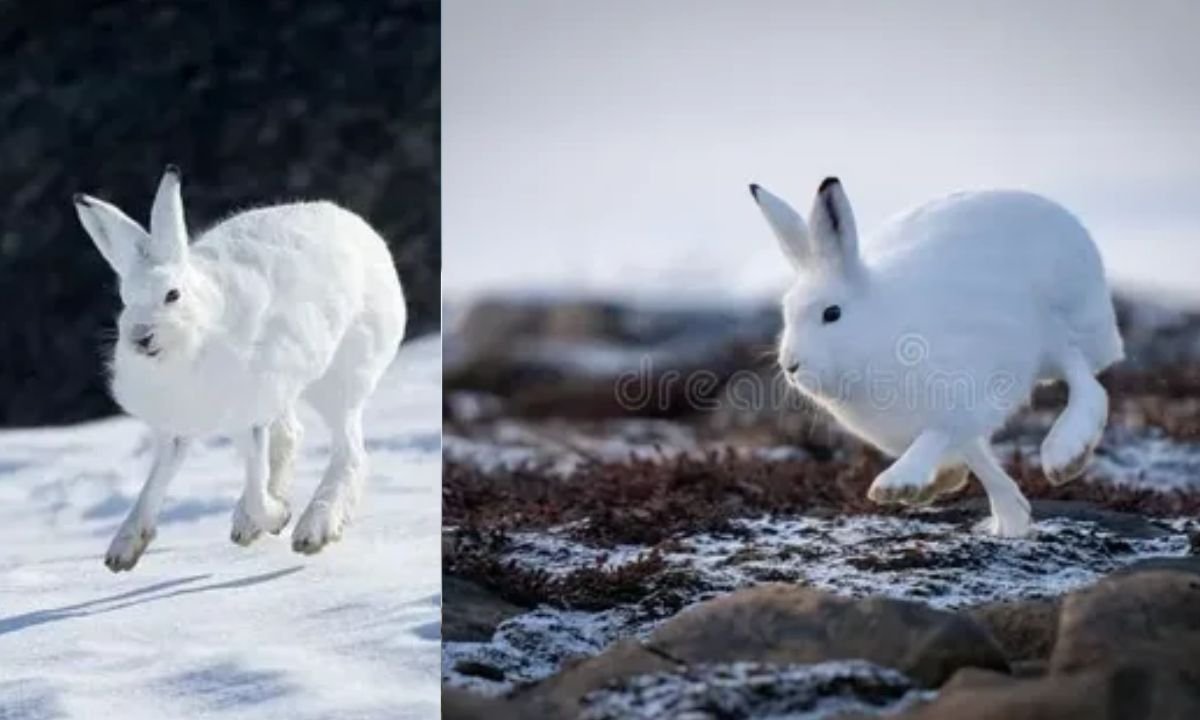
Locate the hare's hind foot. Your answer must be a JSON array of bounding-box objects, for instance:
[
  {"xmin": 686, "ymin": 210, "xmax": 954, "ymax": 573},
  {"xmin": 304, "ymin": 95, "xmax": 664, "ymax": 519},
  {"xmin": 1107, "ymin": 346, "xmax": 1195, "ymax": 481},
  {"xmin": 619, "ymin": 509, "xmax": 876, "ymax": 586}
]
[
  {"xmin": 292, "ymin": 501, "xmax": 348, "ymax": 555},
  {"xmin": 973, "ymin": 509, "xmax": 1032, "ymax": 538},
  {"xmin": 964, "ymin": 438, "xmax": 1032, "ymax": 538},
  {"xmin": 230, "ymin": 494, "xmax": 292, "ymax": 546},
  {"xmin": 1041, "ymin": 349, "xmax": 1108, "ymax": 485}
]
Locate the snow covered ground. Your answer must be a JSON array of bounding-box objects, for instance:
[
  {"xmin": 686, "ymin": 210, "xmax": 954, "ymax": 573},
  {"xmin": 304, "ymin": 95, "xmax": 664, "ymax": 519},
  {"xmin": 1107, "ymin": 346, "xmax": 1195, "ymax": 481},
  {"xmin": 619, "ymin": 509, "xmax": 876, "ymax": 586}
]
[{"xmin": 0, "ymin": 335, "xmax": 441, "ymax": 719}]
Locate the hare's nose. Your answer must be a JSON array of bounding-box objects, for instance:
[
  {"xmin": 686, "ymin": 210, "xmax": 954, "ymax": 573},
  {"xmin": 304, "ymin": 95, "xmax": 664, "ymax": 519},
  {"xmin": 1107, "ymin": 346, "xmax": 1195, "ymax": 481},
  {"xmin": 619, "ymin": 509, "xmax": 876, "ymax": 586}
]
[
  {"xmin": 131, "ymin": 324, "xmax": 154, "ymax": 348},
  {"xmin": 785, "ymin": 362, "xmax": 800, "ymax": 374}
]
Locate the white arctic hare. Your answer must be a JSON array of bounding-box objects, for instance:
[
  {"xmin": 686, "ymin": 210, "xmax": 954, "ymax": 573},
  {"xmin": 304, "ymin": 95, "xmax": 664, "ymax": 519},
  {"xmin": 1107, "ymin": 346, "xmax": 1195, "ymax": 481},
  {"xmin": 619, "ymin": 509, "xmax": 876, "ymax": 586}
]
[
  {"xmin": 750, "ymin": 177, "xmax": 1123, "ymax": 537},
  {"xmin": 74, "ymin": 166, "xmax": 405, "ymax": 570}
]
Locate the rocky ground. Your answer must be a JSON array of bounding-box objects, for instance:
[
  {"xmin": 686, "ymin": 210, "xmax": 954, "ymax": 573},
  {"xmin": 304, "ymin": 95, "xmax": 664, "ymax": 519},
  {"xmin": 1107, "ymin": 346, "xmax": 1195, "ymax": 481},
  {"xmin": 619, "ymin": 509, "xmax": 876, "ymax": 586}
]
[{"xmin": 441, "ymin": 292, "xmax": 1200, "ymax": 719}]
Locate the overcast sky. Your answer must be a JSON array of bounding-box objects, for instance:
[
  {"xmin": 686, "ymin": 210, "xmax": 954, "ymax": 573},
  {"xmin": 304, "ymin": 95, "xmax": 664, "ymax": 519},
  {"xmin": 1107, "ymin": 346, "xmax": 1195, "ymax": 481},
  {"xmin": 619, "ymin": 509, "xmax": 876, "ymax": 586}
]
[{"xmin": 444, "ymin": 0, "xmax": 1200, "ymax": 304}]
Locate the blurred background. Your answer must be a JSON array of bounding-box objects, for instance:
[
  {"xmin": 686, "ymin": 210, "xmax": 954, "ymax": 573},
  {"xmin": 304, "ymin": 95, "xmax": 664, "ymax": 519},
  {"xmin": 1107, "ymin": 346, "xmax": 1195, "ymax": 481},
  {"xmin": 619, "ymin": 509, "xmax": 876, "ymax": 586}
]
[
  {"xmin": 444, "ymin": 0, "xmax": 1199, "ymax": 305},
  {"xmin": 0, "ymin": 0, "xmax": 439, "ymax": 427}
]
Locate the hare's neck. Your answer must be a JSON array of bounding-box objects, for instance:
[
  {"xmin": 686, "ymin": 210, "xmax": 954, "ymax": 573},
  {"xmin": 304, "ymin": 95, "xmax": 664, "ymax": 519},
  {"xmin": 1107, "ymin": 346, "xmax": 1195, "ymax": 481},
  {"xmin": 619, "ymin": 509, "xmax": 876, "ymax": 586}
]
[{"xmin": 184, "ymin": 260, "xmax": 228, "ymax": 349}]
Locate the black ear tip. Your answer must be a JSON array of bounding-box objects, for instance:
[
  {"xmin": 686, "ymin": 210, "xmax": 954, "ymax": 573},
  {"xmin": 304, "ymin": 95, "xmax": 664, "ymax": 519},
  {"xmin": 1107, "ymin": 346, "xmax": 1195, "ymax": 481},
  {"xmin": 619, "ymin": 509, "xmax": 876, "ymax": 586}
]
[
  {"xmin": 164, "ymin": 164, "xmax": 181, "ymax": 178},
  {"xmin": 818, "ymin": 176, "xmax": 840, "ymax": 192},
  {"xmin": 749, "ymin": 183, "xmax": 761, "ymax": 200},
  {"xmin": 73, "ymin": 193, "xmax": 90, "ymax": 207}
]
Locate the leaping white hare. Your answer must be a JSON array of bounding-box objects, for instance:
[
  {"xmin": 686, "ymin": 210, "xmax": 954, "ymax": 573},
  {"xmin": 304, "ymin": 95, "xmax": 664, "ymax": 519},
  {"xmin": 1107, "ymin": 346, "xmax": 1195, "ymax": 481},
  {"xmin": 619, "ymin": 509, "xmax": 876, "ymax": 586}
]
[
  {"xmin": 751, "ymin": 177, "xmax": 1123, "ymax": 537},
  {"xmin": 75, "ymin": 166, "xmax": 405, "ymax": 571}
]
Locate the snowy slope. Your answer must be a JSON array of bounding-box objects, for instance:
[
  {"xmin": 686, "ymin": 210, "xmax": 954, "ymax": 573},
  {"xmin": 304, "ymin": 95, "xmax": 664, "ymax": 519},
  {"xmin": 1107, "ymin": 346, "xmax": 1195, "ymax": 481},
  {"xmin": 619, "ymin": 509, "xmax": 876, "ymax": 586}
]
[{"xmin": 0, "ymin": 336, "xmax": 441, "ymax": 720}]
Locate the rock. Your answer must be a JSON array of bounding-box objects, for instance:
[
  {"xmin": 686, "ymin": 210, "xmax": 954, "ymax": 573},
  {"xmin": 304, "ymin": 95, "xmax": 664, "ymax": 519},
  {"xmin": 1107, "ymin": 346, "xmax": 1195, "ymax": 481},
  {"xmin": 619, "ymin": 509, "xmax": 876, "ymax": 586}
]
[
  {"xmin": 512, "ymin": 640, "xmax": 678, "ymax": 720},
  {"xmin": 445, "ymin": 298, "xmax": 781, "ymax": 418},
  {"xmin": 1051, "ymin": 560, "xmax": 1200, "ymax": 684},
  {"xmin": 645, "ymin": 584, "xmax": 1007, "ymax": 688},
  {"xmin": 1109, "ymin": 555, "xmax": 1200, "ymax": 578},
  {"xmin": 896, "ymin": 663, "xmax": 1200, "ymax": 720},
  {"xmin": 967, "ymin": 598, "xmax": 1060, "ymax": 662},
  {"xmin": 442, "ymin": 688, "xmax": 521, "ymax": 720},
  {"xmin": 1029, "ymin": 500, "xmax": 1177, "ymax": 538},
  {"xmin": 442, "ymin": 576, "xmax": 528, "ymax": 642},
  {"xmin": 1010, "ymin": 659, "xmax": 1049, "ymax": 678}
]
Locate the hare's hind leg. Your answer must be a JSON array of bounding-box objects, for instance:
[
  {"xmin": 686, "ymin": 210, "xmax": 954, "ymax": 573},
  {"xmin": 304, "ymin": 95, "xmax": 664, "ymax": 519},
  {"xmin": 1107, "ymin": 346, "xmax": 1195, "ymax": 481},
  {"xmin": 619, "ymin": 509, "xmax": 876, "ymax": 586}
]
[
  {"xmin": 1041, "ymin": 348, "xmax": 1108, "ymax": 485},
  {"xmin": 292, "ymin": 324, "xmax": 390, "ymax": 555},
  {"xmin": 292, "ymin": 404, "xmax": 366, "ymax": 555},
  {"xmin": 963, "ymin": 438, "xmax": 1032, "ymax": 537},
  {"xmin": 106, "ymin": 435, "xmax": 189, "ymax": 572},
  {"xmin": 230, "ymin": 425, "xmax": 293, "ymax": 546}
]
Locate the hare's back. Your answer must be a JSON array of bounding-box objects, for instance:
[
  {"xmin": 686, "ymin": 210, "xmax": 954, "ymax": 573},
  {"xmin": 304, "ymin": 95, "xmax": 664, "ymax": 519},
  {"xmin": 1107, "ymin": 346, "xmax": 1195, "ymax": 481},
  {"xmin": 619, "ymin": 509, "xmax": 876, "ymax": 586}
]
[
  {"xmin": 875, "ymin": 191, "xmax": 1107, "ymax": 300},
  {"xmin": 875, "ymin": 191, "xmax": 1121, "ymax": 373},
  {"xmin": 194, "ymin": 201, "xmax": 390, "ymax": 369},
  {"xmin": 196, "ymin": 201, "xmax": 380, "ymax": 267}
]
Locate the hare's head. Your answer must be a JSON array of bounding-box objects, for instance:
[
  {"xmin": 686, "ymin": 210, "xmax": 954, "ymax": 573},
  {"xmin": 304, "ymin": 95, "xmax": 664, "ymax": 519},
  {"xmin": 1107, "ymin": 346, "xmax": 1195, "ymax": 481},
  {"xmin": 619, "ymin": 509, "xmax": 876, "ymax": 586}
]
[
  {"xmin": 750, "ymin": 177, "xmax": 878, "ymax": 397},
  {"xmin": 75, "ymin": 166, "xmax": 213, "ymax": 363}
]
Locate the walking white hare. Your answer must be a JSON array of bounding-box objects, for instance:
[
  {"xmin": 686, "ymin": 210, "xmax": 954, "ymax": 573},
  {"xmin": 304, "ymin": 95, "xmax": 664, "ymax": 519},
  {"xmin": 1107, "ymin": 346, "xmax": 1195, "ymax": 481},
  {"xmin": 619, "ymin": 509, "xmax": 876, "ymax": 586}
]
[
  {"xmin": 750, "ymin": 177, "xmax": 1123, "ymax": 537},
  {"xmin": 75, "ymin": 166, "xmax": 405, "ymax": 571}
]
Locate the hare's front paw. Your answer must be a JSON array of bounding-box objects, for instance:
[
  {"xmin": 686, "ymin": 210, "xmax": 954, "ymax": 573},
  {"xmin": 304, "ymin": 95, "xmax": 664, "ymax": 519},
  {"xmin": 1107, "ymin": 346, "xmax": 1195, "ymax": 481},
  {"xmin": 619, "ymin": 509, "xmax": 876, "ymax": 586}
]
[
  {"xmin": 909, "ymin": 465, "xmax": 970, "ymax": 506},
  {"xmin": 105, "ymin": 523, "xmax": 156, "ymax": 572},
  {"xmin": 230, "ymin": 495, "xmax": 292, "ymax": 546},
  {"xmin": 291, "ymin": 501, "xmax": 345, "ymax": 555},
  {"xmin": 867, "ymin": 464, "xmax": 933, "ymax": 506}
]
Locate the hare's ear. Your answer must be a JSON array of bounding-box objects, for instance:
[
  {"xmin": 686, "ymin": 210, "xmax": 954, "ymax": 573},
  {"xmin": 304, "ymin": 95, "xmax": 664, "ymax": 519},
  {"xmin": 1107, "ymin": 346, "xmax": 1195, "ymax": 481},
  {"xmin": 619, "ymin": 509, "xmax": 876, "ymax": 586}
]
[
  {"xmin": 749, "ymin": 183, "xmax": 810, "ymax": 270},
  {"xmin": 808, "ymin": 177, "xmax": 861, "ymax": 275},
  {"xmin": 73, "ymin": 193, "xmax": 150, "ymax": 276},
  {"xmin": 148, "ymin": 165, "xmax": 188, "ymax": 264}
]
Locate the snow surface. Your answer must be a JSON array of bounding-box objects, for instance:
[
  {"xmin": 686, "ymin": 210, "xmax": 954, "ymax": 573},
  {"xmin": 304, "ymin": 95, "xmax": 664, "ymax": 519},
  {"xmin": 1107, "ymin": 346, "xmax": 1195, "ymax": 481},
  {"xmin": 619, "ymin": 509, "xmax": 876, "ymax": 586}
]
[{"xmin": 0, "ymin": 336, "xmax": 441, "ymax": 719}]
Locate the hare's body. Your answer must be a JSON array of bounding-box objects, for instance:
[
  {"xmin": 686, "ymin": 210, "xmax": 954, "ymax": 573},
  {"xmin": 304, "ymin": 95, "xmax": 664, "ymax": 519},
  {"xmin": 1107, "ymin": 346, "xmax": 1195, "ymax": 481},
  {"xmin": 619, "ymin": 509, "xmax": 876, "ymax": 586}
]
[
  {"xmin": 826, "ymin": 191, "xmax": 1121, "ymax": 456},
  {"xmin": 75, "ymin": 169, "xmax": 405, "ymax": 571},
  {"xmin": 111, "ymin": 202, "xmax": 403, "ymax": 436},
  {"xmin": 751, "ymin": 179, "xmax": 1122, "ymax": 538}
]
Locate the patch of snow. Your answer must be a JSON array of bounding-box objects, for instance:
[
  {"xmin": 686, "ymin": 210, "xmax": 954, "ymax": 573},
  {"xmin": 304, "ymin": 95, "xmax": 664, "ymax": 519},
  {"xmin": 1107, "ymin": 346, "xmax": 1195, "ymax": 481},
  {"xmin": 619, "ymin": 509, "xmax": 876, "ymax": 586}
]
[
  {"xmin": 0, "ymin": 336, "xmax": 442, "ymax": 719},
  {"xmin": 443, "ymin": 607, "xmax": 629, "ymax": 696},
  {"xmin": 1089, "ymin": 429, "xmax": 1200, "ymax": 492},
  {"xmin": 676, "ymin": 515, "xmax": 1188, "ymax": 609}
]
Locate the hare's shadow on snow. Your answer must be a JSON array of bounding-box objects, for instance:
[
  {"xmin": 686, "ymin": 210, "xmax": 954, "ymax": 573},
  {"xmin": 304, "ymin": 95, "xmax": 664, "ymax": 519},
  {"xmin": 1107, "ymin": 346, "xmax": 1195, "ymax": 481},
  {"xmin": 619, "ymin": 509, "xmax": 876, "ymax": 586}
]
[{"xmin": 0, "ymin": 566, "xmax": 303, "ymax": 637}]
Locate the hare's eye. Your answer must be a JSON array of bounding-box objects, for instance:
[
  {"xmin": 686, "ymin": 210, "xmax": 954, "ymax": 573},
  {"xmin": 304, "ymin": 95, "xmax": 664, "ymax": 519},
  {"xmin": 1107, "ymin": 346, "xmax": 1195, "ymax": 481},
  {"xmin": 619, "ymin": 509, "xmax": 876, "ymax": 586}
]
[
  {"xmin": 164, "ymin": 289, "xmax": 181, "ymax": 305},
  {"xmin": 822, "ymin": 305, "xmax": 841, "ymax": 324}
]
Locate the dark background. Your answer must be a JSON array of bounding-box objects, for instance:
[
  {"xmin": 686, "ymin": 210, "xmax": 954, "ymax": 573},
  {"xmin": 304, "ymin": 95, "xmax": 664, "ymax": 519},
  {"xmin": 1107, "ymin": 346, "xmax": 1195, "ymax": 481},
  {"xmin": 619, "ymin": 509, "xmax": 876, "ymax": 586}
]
[{"xmin": 0, "ymin": 0, "xmax": 440, "ymax": 427}]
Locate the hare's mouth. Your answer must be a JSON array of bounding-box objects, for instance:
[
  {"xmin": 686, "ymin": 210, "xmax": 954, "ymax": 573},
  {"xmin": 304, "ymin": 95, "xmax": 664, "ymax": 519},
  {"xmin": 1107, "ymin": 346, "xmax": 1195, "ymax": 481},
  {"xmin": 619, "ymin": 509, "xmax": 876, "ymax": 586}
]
[{"xmin": 132, "ymin": 342, "xmax": 161, "ymax": 358}]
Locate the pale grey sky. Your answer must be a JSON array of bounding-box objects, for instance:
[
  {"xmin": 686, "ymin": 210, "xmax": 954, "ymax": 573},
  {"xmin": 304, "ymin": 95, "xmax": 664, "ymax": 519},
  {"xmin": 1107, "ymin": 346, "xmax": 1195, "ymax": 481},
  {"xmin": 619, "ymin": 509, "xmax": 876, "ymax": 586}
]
[{"xmin": 444, "ymin": 0, "xmax": 1200, "ymax": 302}]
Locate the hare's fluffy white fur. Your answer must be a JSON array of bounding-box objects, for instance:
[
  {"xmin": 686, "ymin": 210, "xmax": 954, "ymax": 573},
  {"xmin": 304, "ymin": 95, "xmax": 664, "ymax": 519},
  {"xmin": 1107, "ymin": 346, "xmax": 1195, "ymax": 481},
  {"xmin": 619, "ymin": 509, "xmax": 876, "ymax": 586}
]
[
  {"xmin": 751, "ymin": 178, "xmax": 1122, "ymax": 537},
  {"xmin": 75, "ymin": 167, "xmax": 405, "ymax": 570}
]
